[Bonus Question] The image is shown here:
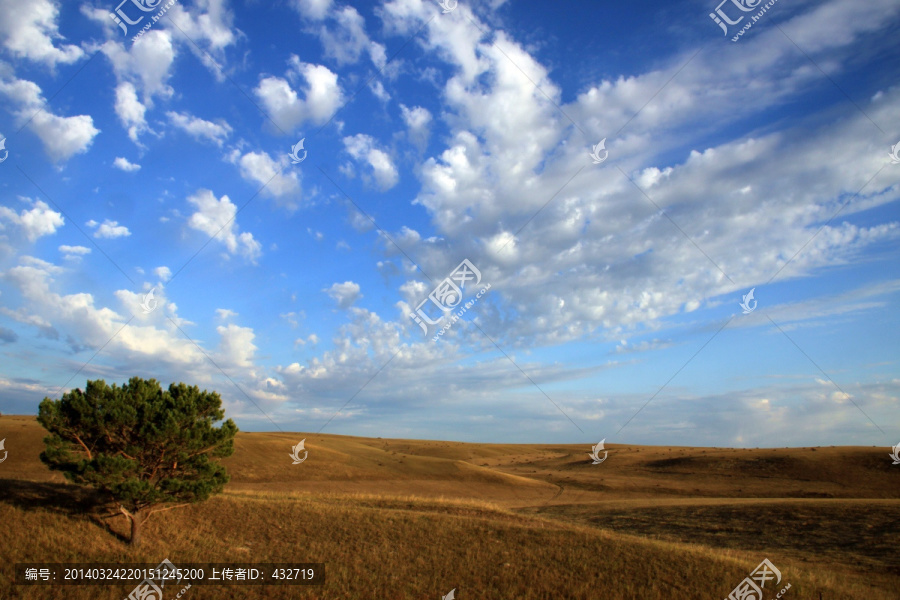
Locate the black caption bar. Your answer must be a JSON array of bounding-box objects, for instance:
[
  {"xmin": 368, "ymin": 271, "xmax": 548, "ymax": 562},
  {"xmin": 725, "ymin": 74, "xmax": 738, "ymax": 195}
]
[{"xmin": 15, "ymin": 563, "xmax": 324, "ymax": 585}]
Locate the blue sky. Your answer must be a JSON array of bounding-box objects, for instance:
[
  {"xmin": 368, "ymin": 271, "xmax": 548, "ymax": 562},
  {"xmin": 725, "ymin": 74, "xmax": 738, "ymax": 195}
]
[{"xmin": 0, "ymin": 0, "xmax": 898, "ymax": 447}]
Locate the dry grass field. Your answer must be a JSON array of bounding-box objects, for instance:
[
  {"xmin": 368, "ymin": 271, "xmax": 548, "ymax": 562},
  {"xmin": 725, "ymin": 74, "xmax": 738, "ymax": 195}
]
[{"xmin": 1, "ymin": 414, "xmax": 898, "ymax": 599}]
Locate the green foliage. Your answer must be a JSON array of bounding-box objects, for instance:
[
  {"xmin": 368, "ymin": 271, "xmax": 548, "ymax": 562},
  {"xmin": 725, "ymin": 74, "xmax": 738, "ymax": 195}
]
[{"xmin": 37, "ymin": 376, "xmax": 238, "ymax": 515}]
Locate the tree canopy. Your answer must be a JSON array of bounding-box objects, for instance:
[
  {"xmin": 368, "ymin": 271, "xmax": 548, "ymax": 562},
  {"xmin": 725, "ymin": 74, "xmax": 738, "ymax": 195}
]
[{"xmin": 37, "ymin": 376, "xmax": 238, "ymax": 545}]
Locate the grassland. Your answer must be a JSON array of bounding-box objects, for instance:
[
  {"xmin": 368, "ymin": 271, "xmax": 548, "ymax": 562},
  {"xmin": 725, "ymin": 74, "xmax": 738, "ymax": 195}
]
[{"xmin": 1, "ymin": 414, "xmax": 898, "ymax": 599}]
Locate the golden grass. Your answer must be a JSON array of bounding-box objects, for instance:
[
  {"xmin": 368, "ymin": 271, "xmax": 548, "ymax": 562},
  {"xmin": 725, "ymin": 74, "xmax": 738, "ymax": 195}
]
[
  {"xmin": 3, "ymin": 489, "xmax": 884, "ymax": 600},
  {"xmin": 1, "ymin": 415, "xmax": 897, "ymax": 599}
]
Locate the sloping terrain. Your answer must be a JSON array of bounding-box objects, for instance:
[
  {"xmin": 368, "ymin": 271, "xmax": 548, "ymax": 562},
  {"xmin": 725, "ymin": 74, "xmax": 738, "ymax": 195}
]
[{"xmin": 1, "ymin": 415, "xmax": 898, "ymax": 599}]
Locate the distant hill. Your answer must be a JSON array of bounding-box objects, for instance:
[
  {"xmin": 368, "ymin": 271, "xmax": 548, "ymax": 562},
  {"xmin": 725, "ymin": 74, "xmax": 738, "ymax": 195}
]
[{"xmin": 2, "ymin": 414, "xmax": 896, "ymax": 502}]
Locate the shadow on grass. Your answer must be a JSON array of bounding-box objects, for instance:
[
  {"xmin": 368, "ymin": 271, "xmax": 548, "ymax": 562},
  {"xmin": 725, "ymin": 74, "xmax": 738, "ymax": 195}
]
[
  {"xmin": 0, "ymin": 478, "xmax": 128, "ymax": 543},
  {"xmin": 532, "ymin": 501, "xmax": 900, "ymax": 576}
]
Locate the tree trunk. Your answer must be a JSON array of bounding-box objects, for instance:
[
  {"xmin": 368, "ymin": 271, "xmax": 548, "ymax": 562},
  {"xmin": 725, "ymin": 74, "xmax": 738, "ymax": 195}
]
[
  {"xmin": 130, "ymin": 511, "xmax": 142, "ymax": 546},
  {"xmin": 120, "ymin": 506, "xmax": 149, "ymax": 546}
]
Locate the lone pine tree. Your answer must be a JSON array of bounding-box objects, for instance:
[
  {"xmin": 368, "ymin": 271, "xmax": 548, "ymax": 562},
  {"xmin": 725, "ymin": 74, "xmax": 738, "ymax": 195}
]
[{"xmin": 38, "ymin": 376, "xmax": 238, "ymax": 546}]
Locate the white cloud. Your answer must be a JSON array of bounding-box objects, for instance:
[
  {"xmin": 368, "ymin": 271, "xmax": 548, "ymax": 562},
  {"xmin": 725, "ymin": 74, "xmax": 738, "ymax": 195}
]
[
  {"xmin": 0, "ymin": 199, "xmax": 64, "ymax": 242},
  {"xmin": 114, "ymin": 82, "xmax": 148, "ymax": 143},
  {"xmin": 379, "ymin": 0, "xmax": 487, "ymax": 82},
  {"xmin": 0, "ymin": 76, "xmax": 99, "ymax": 162},
  {"xmin": 154, "ymin": 266, "xmax": 172, "ymax": 282},
  {"xmin": 343, "ymin": 133, "xmax": 399, "ymax": 191},
  {"xmin": 87, "ymin": 0, "xmax": 237, "ymax": 79},
  {"xmin": 369, "ymin": 80, "xmax": 390, "ymax": 102},
  {"xmin": 364, "ymin": 0, "xmax": 900, "ymax": 353},
  {"xmin": 101, "ymin": 31, "xmax": 176, "ymax": 102},
  {"xmin": 167, "ymin": 0, "xmax": 238, "ymax": 53},
  {"xmin": 325, "ymin": 281, "xmax": 362, "ymax": 308},
  {"xmin": 0, "ymin": 0, "xmax": 84, "ymax": 66},
  {"xmin": 186, "ymin": 189, "xmax": 262, "ymax": 262},
  {"xmin": 294, "ymin": 333, "xmax": 319, "ymax": 346},
  {"xmin": 254, "ymin": 58, "xmax": 343, "ymax": 132},
  {"xmin": 0, "ymin": 255, "xmax": 274, "ymax": 403},
  {"xmin": 231, "ymin": 150, "xmax": 301, "ymax": 208},
  {"xmin": 216, "ymin": 323, "xmax": 257, "ymax": 369},
  {"xmin": 29, "ymin": 111, "xmax": 100, "ymax": 162},
  {"xmin": 615, "ymin": 339, "xmax": 674, "ymax": 355},
  {"xmin": 2, "ymin": 0, "xmax": 896, "ymax": 447},
  {"xmin": 113, "ymin": 156, "xmax": 141, "ymax": 172},
  {"xmin": 400, "ymin": 104, "xmax": 432, "ymax": 151},
  {"xmin": 167, "ymin": 111, "xmax": 232, "ymax": 146},
  {"xmin": 59, "ymin": 245, "xmax": 91, "ymax": 260},
  {"xmin": 316, "ymin": 6, "xmax": 385, "ymax": 68},
  {"xmin": 87, "ymin": 219, "xmax": 131, "ymax": 239},
  {"xmin": 165, "ymin": 0, "xmax": 240, "ymax": 78},
  {"xmin": 97, "ymin": 30, "xmax": 178, "ymax": 143},
  {"xmin": 291, "ymin": 0, "xmax": 333, "ymax": 20}
]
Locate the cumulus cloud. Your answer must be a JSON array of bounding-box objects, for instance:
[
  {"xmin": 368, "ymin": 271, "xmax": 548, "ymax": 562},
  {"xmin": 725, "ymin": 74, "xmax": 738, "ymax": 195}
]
[
  {"xmin": 294, "ymin": 333, "xmax": 319, "ymax": 347},
  {"xmin": 316, "ymin": 6, "xmax": 386, "ymax": 68},
  {"xmin": 3, "ymin": 0, "xmax": 896, "ymax": 445},
  {"xmin": 369, "ymin": 79, "xmax": 390, "ymax": 103},
  {"xmin": 130, "ymin": 0, "xmax": 237, "ymax": 83},
  {"xmin": 228, "ymin": 149, "xmax": 301, "ymax": 208},
  {"xmin": 325, "ymin": 281, "xmax": 361, "ymax": 308},
  {"xmin": 113, "ymin": 156, "xmax": 141, "ymax": 172},
  {"xmin": 29, "ymin": 111, "xmax": 101, "ymax": 162},
  {"xmin": 166, "ymin": 0, "xmax": 239, "ymax": 55},
  {"xmin": 186, "ymin": 189, "xmax": 262, "ymax": 262},
  {"xmin": 59, "ymin": 245, "xmax": 91, "ymax": 260},
  {"xmin": 0, "ymin": 0, "xmax": 84, "ymax": 66},
  {"xmin": 167, "ymin": 111, "xmax": 232, "ymax": 146},
  {"xmin": 368, "ymin": 0, "xmax": 900, "ymax": 351},
  {"xmin": 0, "ymin": 255, "xmax": 281, "ymax": 411},
  {"xmin": 216, "ymin": 308, "xmax": 237, "ymax": 320},
  {"xmin": 343, "ymin": 133, "xmax": 398, "ymax": 191},
  {"xmin": 154, "ymin": 266, "xmax": 172, "ymax": 282},
  {"xmin": 0, "ymin": 77, "xmax": 99, "ymax": 162},
  {"xmin": 291, "ymin": 0, "xmax": 333, "ymax": 20},
  {"xmin": 98, "ymin": 31, "xmax": 175, "ymax": 142},
  {"xmin": 87, "ymin": 219, "xmax": 131, "ymax": 239},
  {"xmin": 114, "ymin": 82, "xmax": 149, "ymax": 143},
  {"xmin": 216, "ymin": 323, "xmax": 257, "ymax": 370},
  {"xmin": 0, "ymin": 199, "xmax": 64, "ymax": 242},
  {"xmin": 101, "ymin": 31, "xmax": 176, "ymax": 101},
  {"xmin": 400, "ymin": 104, "xmax": 432, "ymax": 151},
  {"xmin": 254, "ymin": 57, "xmax": 343, "ymax": 132}
]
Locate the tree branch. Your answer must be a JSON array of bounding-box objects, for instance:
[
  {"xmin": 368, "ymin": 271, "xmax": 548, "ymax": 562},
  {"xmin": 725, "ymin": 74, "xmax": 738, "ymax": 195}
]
[
  {"xmin": 71, "ymin": 432, "xmax": 93, "ymax": 460},
  {"xmin": 146, "ymin": 503, "xmax": 191, "ymax": 521}
]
